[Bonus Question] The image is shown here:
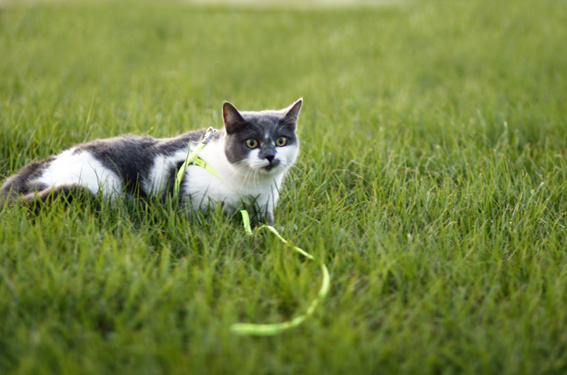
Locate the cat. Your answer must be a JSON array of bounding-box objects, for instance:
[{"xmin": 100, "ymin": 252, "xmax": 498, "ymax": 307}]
[{"xmin": 0, "ymin": 99, "xmax": 302, "ymax": 225}]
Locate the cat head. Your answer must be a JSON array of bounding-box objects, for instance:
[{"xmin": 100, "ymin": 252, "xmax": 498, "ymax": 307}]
[{"xmin": 222, "ymin": 99, "xmax": 302, "ymax": 177}]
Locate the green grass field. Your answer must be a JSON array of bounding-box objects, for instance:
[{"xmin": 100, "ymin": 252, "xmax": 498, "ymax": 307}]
[{"xmin": 1, "ymin": 0, "xmax": 567, "ymax": 373}]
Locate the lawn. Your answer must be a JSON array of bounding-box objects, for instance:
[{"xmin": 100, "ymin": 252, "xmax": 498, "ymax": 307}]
[{"xmin": 1, "ymin": 0, "xmax": 567, "ymax": 374}]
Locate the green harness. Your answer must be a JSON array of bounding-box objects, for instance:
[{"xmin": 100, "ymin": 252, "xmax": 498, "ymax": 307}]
[
  {"xmin": 173, "ymin": 127, "xmax": 219, "ymax": 198},
  {"xmin": 173, "ymin": 127, "xmax": 330, "ymax": 336}
]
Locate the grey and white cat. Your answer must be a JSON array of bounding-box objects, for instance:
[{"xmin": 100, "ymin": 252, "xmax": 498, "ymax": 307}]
[{"xmin": 0, "ymin": 99, "xmax": 302, "ymax": 224}]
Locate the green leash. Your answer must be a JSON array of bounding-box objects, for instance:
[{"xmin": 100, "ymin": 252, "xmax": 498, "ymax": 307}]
[
  {"xmin": 232, "ymin": 210, "xmax": 330, "ymax": 336},
  {"xmin": 173, "ymin": 129, "xmax": 330, "ymax": 335}
]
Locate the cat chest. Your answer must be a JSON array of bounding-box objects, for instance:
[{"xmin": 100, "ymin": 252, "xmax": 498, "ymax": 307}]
[{"xmin": 183, "ymin": 165, "xmax": 276, "ymax": 210}]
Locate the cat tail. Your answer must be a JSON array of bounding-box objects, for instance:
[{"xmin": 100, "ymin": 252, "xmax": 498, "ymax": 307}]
[
  {"xmin": 0, "ymin": 183, "xmax": 22, "ymax": 209},
  {"xmin": 1, "ymin": 184, "xmax": 95, "ymax": 213}
]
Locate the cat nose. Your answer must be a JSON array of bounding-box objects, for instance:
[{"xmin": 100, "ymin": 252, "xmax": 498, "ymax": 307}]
[{"xmin": 265, "ymin": 154, "xmax": 275, "ymax": 163}]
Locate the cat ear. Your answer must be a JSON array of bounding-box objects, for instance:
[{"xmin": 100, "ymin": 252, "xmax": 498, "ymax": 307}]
[
  {"xmin": 281, "ymin": 98, "xmax": 303, "ymax": 130},
  {"xmin": 223, "ymin": 102, "xmax": 246, "ymax": 134}
]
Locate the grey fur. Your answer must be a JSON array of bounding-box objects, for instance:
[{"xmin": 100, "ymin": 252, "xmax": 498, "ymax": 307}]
[{"xmin": 0, "ymin": 157, "xmax": 54, "ymax": 205}]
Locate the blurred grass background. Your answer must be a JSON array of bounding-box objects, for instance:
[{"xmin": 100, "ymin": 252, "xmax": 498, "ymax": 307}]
[{"xmin": 1, "ymin": 0, "xmax": 567, "ymax": 374}]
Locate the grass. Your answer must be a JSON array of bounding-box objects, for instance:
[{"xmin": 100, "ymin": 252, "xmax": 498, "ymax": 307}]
[{"xmin": 1, "ymin": 0, "xmax": 567, "ymax": 373}]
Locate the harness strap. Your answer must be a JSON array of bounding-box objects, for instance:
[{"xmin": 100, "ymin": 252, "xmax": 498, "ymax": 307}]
[
  {"xmin": 173, "ymin": 127, "xmax": 218, "ymax": 199},
  {"xmin": 191, "ymin": 156, "xmax": 220, "ymax": 179}
]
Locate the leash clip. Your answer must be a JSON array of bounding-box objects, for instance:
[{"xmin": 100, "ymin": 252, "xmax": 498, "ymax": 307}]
[{"xmin": 202, "ymin": 127, "xmax": 218, "ymax": 144}]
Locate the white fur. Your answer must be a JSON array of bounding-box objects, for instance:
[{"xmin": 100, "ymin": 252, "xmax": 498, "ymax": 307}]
[
  {"xmin": 31, "ymin": 148, "xmax": 123, "ymax": 198},
  {"xmin": 144, "ymin": 149, "xmax": 188, "ymax": 194},
  {"xmin": 182, "ymin": 135, "xmax": 298, "ymax": 215}
]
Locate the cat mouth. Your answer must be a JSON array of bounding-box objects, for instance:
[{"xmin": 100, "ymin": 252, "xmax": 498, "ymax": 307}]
[{"xmin": 262, "ymin": 160, "xmax": 280, "ymax": 172}]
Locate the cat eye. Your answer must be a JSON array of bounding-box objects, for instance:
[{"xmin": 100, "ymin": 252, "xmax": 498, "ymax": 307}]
[
  {"xmin": 245, "ymin": 138, "xmax": 259, "ymax": 149},
  {"xmin": 276, "ymin": 137, "xmax": 287, "ymax": 147}
]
